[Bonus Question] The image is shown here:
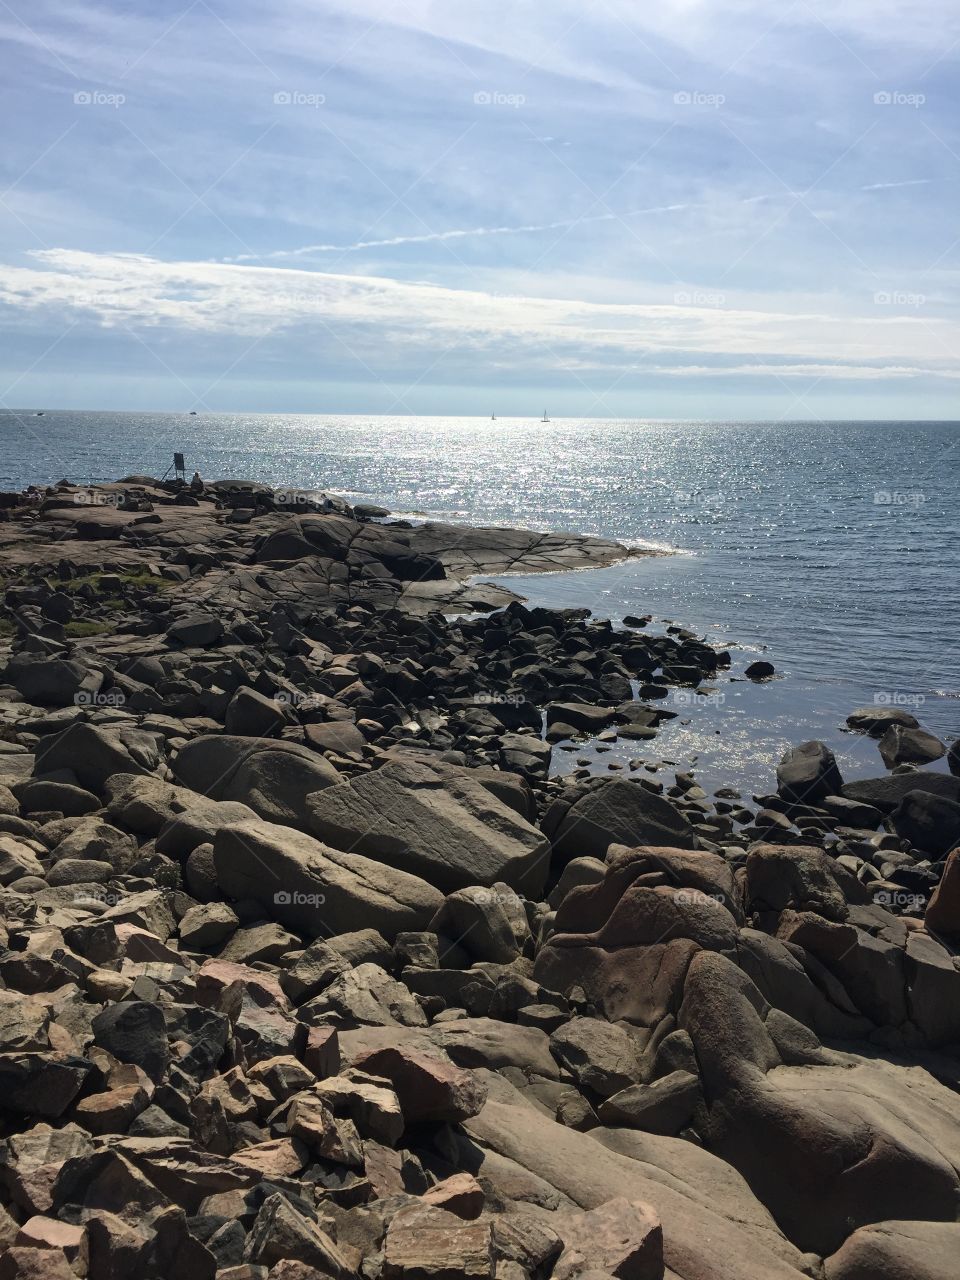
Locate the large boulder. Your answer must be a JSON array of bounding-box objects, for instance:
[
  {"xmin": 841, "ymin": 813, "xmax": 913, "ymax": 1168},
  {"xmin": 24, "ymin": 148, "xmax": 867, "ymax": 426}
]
[
  {"xmin": 841, "ymin": 772, "xmax": 960, "ymax": 813},
  {"xmin": 213, "ymin": 818, "xmax": 442, "ymax": 939},
  {"xmin": 459, "ymin": 1079, "xmax": 816, "ymax": 1280},
  {"xmin": 776, "ymin": 741, "xmax": 843, "ymax": 805},
  {"xmin": 925, "ymin": 848, "xmax": 960, "ymax": 938},
  {"xmin": 745, "ymin": 843, "xmax": 866, "ymax": 922},
  {"xmin": 846, "ymin": 706, "xmax": 920, "ymax": 737},
  {"xmin": 5, "ymin": 656, "xmax": 102, "ymax": 708},
  {"xmin": 307, "ymin": 759, "xmax": 550, "ymax": 895},
  {"xmin": 34, "ymin": 722, "xmax": 163, "ymax": 794},
  {"xmin": 165, "ymin": 613, "xmax": 223, "ymax": 646},
  {"xmin": 535, "ymin": 848, "xmax": 740, "ymax": 1023},
  {"xmin": 878, "ymin": 725, "xmax": 946, "ymax": 769},
  {"xmin": 173, "ymin": 735, "xmax": 339, "ymax": 830},
  {"xmin": 105, "ymin": 773, "xmax": 259, "ymax": 859},
  {"xmin": 678, "ymin": 949, "xmax": 960, "ymax": 1256},
  {"xmin": 890, "ymin": 792, "xmax": 960, "ymax": 858},
  {"xmin": 549, "ymin": 780, "xmax": 696, "ymax": 862},
  {"xmin": 824, "ymin": 1219, "xmax": 960, "ymax": 1280}
]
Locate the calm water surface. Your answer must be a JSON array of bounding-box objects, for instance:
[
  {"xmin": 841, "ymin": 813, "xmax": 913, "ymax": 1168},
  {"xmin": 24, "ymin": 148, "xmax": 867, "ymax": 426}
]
[{"xmin": 3, "ymin": 412, "xmax": 957, "ymax": 793}]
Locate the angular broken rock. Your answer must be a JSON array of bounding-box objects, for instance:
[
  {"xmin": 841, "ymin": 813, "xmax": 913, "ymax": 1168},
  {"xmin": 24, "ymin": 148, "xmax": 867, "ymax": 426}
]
[
  {"xmin": 91, "ymin": 1001, "xmax": 170, "ymax": 1084},
  {"xmin": 351, "ymin": 1044, "xmax": 488, "ymax": 1124},
  {"xmin": 245, "ymin": 1191, "xmax": 355, "ymax": 1275},
  {"xmin": 421, "ymin": 1172, "xmax": 485, "ymax": 1220},
  {"xmin": 383, "ymin": 1202, "xmax": 494, "ymax": 1280},
  {"xmin": 553, "ymin": 1198, "xmax": 663, "ymax": 1280},
  {"xmin": 307, "ymin": 758, "xmax": 550, "ymax": 895},
  {"xmin": 0, "ymin": 1053, "xmax": 97, "ymax": 1119},
  {"xmin": 597, "ymin": 1070, "xmax": 701, "ymax": 1136},
  {"xmin": 213, "ymin": 819, "xmax": 443, "ymax": 938},
  {"xmin": 549, "ymin": 1017, "xmax": 644, "ymax": 1099}
]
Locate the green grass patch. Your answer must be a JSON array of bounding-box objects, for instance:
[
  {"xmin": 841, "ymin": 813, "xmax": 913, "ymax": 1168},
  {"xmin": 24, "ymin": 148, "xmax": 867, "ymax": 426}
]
[
  {"xmin": 63, "ymin": 620, "xmax": 115, "ymax": 638},
  {"xmin": 60, "ymin": 570, "xmax": 170, "ymax": 595}
]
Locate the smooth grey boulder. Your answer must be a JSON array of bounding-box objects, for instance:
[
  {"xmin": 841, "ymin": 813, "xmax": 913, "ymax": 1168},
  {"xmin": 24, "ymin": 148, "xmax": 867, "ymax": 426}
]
[
  {"xmin": 213, "ymin": 818, "xmax": 443, "ymax": 939},
  {"xmin": 550, "ymin": 780, "xmax": 696, "ymax": 861},
  {"xmin": 105, "ymin": 773, "xmax": 258, "ymax": 859},
  {"xmin": 165, "ymin": 612, "xmax": 223, "ymax": 646},
  {"xmin": 172, "ymin": 735, "xmax": 339, "ymax": 830},
  {"xmin": 5, "ymin": 655, "xmax": 103, "ymax": 707},
  {"xmin": 224, "ymin": 686, "xmax": 296, "ymax": 738},
  {"xmin": 307, "ymin": 759, "xmax": 550, "ymax": 895},
  {"xmin": 34, "ymin": 722, "xmax": 163, "ymax": 794}
]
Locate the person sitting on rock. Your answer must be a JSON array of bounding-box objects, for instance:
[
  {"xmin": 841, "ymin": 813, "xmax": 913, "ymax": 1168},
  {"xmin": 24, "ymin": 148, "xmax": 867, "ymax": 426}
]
[{"xmin": 190, "ymin": 471, "xmax": 203, "ymax": 493}]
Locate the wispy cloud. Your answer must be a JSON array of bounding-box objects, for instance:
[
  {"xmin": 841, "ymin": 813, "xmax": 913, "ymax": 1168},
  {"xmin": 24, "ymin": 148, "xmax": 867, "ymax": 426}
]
[
  {"xmin": 861, "ymin": 178, "xmax": 933, "ymax": 191},
  {"xmin": 227, "ymin": 202, "xmax": 703, "ymax": 262}
]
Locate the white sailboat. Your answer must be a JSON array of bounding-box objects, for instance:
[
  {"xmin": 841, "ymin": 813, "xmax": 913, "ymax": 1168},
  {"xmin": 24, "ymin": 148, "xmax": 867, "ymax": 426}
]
[{"xmin": 541, "ymin": 409, "xmax": 550, "ymax": 423}]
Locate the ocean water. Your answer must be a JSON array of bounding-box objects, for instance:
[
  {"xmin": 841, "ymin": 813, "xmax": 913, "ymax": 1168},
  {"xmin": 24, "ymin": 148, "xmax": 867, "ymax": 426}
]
[{"xmin": 3, "ymin": 411, "xmax": 958, "ymax": 794}]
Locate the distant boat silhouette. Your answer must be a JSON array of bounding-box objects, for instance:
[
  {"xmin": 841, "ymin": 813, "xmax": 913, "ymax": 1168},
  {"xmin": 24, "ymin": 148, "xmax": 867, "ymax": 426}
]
[
  {"xmin": 541, "ymin": 409, "xmax": 550, "ymax": 422},
  {"xmin": 36, "ymin": 411, "xmax": 44, "ymax": 417},
  {"xmin": 189, "ymin": 410, "xmax": 198, "ymax": 415},
  {"xmin": 491, "ymin": 412, "xmax": 496, "ymax": 420}
]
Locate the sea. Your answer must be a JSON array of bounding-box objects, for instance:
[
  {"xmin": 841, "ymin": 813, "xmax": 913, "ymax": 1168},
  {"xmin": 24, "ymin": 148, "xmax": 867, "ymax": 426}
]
[{"xmin": 3, "ymin": 411, "xmax": 958, "ymax": 797}]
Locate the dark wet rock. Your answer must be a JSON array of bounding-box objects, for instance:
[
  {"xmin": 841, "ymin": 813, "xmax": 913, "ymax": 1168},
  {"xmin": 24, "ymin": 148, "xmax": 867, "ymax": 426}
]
[
  {"xmin": 841, "ymin": 772, "xmax": 960, "ymax": 813},
  {"xmin": 776, "ymin": 740, "xmax": 843, "ymax": 805},
  {"xmin": 744, "ymin": 660, "xmax": 775, "ymax": 679},
  {"xmin": 890, "ymin": 791, "xmax": 960, "ymax": 857},
  {"xmin": 878, "ymin": 724, "xmax": 946, "ymax": 769},
  {"xmin": 846, "ymin": 705, "xmax": 921, "ymax": 736}
]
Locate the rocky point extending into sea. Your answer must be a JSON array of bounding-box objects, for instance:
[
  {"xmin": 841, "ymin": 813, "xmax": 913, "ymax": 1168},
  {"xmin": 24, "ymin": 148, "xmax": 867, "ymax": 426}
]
[{"xmin": 0, "ymin": 473, "xmax": 959, "ymax": 1280}]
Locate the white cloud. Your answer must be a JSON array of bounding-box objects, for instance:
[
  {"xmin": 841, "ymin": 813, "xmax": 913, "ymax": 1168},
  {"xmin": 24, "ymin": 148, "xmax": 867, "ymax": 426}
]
[{"xmin": 0, "ymin": 248, "xmax": 956, "ymax": 383}]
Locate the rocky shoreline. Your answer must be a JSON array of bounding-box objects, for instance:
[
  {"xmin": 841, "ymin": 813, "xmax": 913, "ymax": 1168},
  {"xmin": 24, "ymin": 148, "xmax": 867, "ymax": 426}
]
[{"xmin": 0, "ymin": 474, "xmax": 959, "ymax": 1280}]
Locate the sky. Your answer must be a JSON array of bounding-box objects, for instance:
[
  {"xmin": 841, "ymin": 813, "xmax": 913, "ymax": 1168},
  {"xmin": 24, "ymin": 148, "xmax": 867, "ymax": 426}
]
[{"xmin": 1, "ymin": 0, "xmax": 959, "ymax": 418}]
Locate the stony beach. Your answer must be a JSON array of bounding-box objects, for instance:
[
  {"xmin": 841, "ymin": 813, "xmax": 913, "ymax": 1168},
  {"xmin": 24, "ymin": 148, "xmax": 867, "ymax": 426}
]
[{"xmin": 0, "ymin": 473, "xmax": 959, "ymax": 1280}]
